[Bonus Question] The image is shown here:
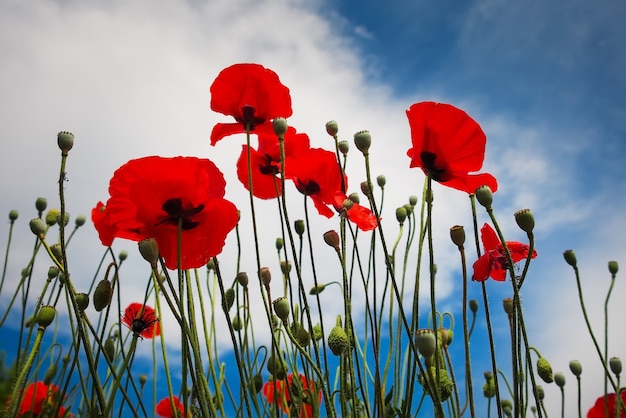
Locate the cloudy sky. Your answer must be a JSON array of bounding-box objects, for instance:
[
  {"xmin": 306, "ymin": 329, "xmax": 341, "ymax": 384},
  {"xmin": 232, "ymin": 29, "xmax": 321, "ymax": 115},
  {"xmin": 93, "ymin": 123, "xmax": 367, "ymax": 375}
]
[{"xmin": 1, "ymin": 0, "xmax": 625, "ymax": 415}]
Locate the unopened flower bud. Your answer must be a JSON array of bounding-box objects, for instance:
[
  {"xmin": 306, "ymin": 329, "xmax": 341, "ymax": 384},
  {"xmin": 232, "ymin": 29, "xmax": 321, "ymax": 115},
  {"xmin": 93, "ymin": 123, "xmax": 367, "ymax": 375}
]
[
  {"xmin": 312, "ymin": 323, "xmax": 323, "ymax": 341},
  {"xmin": 323, "ymin": 230, "xmax": 340, "ymax": 251},
  {"xmin": 409, "ymin": 195, "xmax": 418, "ymax": 206},
  {"xmin": 294, "ymin": 220, "xmax": 305, "ymax": 236},
  {"xmin": 353, "ymin": 130, "xmax": 371, "ymax": 154},
  {"xmin": 396, "ymin": 207, "xmax": 407, "ymax": 224},
  {"xmin": 48, "ymin": 266, "xmax": 60, "ymax": 280},
  {"xmin": 275, "ymin": 238, "xmax": 284, "ymax": 251},
  {"xmin": 376, "ymin": 175, "xmax": 386, "ymax": 188},
  {"xmin": 261, "ymin": 267, "xmax": 271, "ymax": 287},
  {"xmin": 273, "ymin": 297, "xmax": 290, "ymax": 322},
  {"xmin": 450, "ymin": 225, "xmax": 465, "ymax": 248},
  {"xmin": 360, "ymin": 181, "xmax": 371, "ymax": 197},
  {"xmin": 232, "ymin": 314, "xmax": 243, "ymax": 331},
  {"xmin": 535, "ymin": 385, "xmax": 544, "ymax": 400},
  {"xmin": 29, "ymin": 218, "xmax": 46, "ymax": 238},
  {"xmin": 483, "ymin": 379, "xmax": 496, "ymax": 398},
  {"xmin": 57, "ymin": 131, "xmax": 74, "ymax": 154},
  {"xmin": 309, "ymin": 284, "xmax": 327, "ymax": 295},
  {"xmin": 502, "ymin": 298, "xmax": 514, "ymax": 315},
  {"xmin": 223, "ymin": 288, "xmax": 235, "ymax": 312},
  {"xmin": 45, "ymin": 209, "xmax": 60, "ymax": 226},
  {"xmin": 475, "ymin": 185, "xmax": 493, "ymax": 208},
  {"xmin": 469, "ymin": 299, "xmax": 479, "ymax": 314},
  {"xmin": 514, "ymin": 209, "xmax": 535, "ymax": 234},
  {"xmin": 569, "ymin": 360, "xmax": 582, "ymax": 377},
  {"xmin": 139, "ymin": 374, "xmax": 148, "ymax": 386},
  {"xmin": 251, "ymin": 374, "xmax": 263, "ymax": 394},
  {"xmin": 9, "ymin": 210, "xmax": 18, "ymax": 221},
  {"xmin": 118, "ymin": 250, "xmax": 128, "ymax": 261},
  {"xmin": 237, "ymin": 272, "xmax": 249, "ymax": 288},
  {"xmin": 43, "ymin": 363, "xmax": 58, "ymax": 385},
  {"xmin": 75, "ymin": 292, "xmax": 89, "ymax": 311},
  {"xmin": 609, "ymin": 357, "xmax": 622, "ymax": 376},
  {"xmin": 74, "ymin": 214, "xmax": 86, "ymax": 227},
  {"xmin": 267, "ymin": 354, "xmax": 287, "ymax": 379},
  {"xmin": 563, "ymin": 249, "xmax": 577, "ymax": 267},
  {"xmin": 608, "ymin": 261, "xmax": 619, "ymax": 275},
  {"xmin": 326, "ymin": 120, "xmax": 339, "ymax": 137},
  {"xmin": 104, "ymin": 337, "xmax": 115, "ymax": 360},
  {"xmin": 554, "ymin": 372, "xmax": 566, "ymax": 388},
  {"xmin": 37, "ymin": 306, "xmax": 56, "ymax": 328},
  {"xmin": 50, "ymin": 244, "xmax": 63, "ymax": 264},
  {"xmin": 403, "ymin": 203, "xmax": 414, "ymax": 216},
  {"xmin": 93, "ymin": 279, "xmax": 113, "ymax": 312},
  {"xmin": 328, "ymin": 316, "xmax": 349, "ymax": 356},
  {"xmin": 338, "ymin": 140, "xmax": 349, "ymax": 155},
  {"xmin": 537, "ymin": 357, "xmax": 553, "ymax": 383},
  {"xmin": 138, "ymin": 238, "xmax": 159, "ymax": 267},
  {"xmin": 280, "ymin": 261, "xmax": 291, "ymax": 275},
  {"xmin": 207, "ymin": 258, "xmax": 216, "ymax": 270},
  {"xmin": 272, "ymin": 117, "xmax": 288, "ymax": 137},
  {"xmin": 416, "ymin": 330, "xmax": 437, "ymax": 361},
  {"xmin": 35, "ymin": 197, "xmax": 48, "ymax": 213},
  {"xmin": 348, "ymin": 192, "xmax": 360, "ymax": 204}
]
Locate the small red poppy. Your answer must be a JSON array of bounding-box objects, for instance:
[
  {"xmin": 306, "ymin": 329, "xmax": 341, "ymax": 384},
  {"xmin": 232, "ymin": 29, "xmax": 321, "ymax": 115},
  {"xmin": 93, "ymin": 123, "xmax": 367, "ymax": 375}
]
[
  {"xmin": 122, "ymin": 303, "xmax": 161, "ymax": 339},
  {"xmin": 472, "ymin": 223, "xmax": 537, "ymax": 282},
  {"xmin": 156, "ymin": 395, "xmax": 185, "ymax": 418},
  {"xmin": 236, "ymin": 125, "xmax": 310, "ymax": 199},
  {"xmin": 209, "ymin": 63, "xmax": 292, "ymax": 145},
  {"xmin": 263, "ymin": 373, "xmax": 322, "ymax": 418},
  {"xmin": 587, "ymin": 391, "xmax": 626, "ymax": 418},
  {"xmin": 13, "ymin": 381, "xmax": 72, "ymax": 417},
  {"xmin": 291, "ymin": 148, "xmax": 346, "ymax": 218},
  {"xmin": 406, "ymin": 102, "xmax": 498, "ymax": 194},
  {"xmin": 332, "ymin": 193, "xmax": 378, "ymax": 231},
  {"xmin": 104, "ymin": 156, "xmax": 239, "ymax": 270}
]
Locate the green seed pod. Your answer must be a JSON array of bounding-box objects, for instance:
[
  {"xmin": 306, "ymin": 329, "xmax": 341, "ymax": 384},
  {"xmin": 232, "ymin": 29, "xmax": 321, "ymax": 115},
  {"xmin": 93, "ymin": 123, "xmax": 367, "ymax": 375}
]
[
  {"xmin": 9, "ymin": 210, "xmax": 18, "ymax": 221},
  {"xmin": 328, "ymin": 322, "xmax": 349, "ymax": 356},
  {"xmin": 353, "ymin": 130, "xmax": 371, "ymax": 154},
  {"xmin": 261, "ymin": 267, "xmax": 271, "ymax": 287},
  {"xmin": 348, "ymin": 192, "xmax": 359, "ymax": 204},
  {"xmin": 338, "ymin": 140, "xmax": 349, "ymax": 155},
  {"xmin": 93, "ymin": 279, "xmax": 113, "ymax": 312},
  {"xmin": 376, "ymin": 175, "xmax": 386, "ymax": 188},
  {"xmin": 569, "ymin": 360, "xmax": 582, "ymax": 377},
  {"xmin": 502, "ymin": 298, "xmax": 514, "ymax": 315},
  {"xmin": 29, "ymin": 218, "xmax": 46, "ymax": 238},
  {"xmin": 75, "ymin": 292, "xmax": 89, "ymax": 311},
  {"xmin": 408, "ymin": 195, "xmax": 418, "ymax": 206},
  {"xmin": 608, "ymin": 261, "xmax": 619, "ymax": 275},
  {"xmin": 537, "ymin": 357, "xmax": 553, "ymax": 383},
  {"xmin": 474, "ymin": 185, "xmax": 493, "ymax": 208},
  {"xmin": 483, "ymin": 379, "xmax": 496, "ymax": 398},
  {"xmin": 139, "ymin": 374, "xmax": 148, "ymax": 386},
  {"xmin": 48, "ymin": 266, "xmax": 60, "ymax": 279},
  {"xmin": 360, "ymin": 181, "xmax": 372, "ymax": 197},
  {"xmin": 326, "ymin": 120, "xmax": 339, "ymax": 137},
  {"xmin": 275, "ymin": 238, "xmax": 284, "ymax": 251},
  {"xmin": 37, "ymin": 306, "xmax": 56, "ymax": 328},
  {"xmin": 223, "ymin": 288, "xmax": 235, "ymax": 312},
  {"xmin": 395, "ymin": 206, "xmax": 407, "ymax": 224},
  {"xmin": 342, "ymin": 198, "xmax": 353, "ymax": 211},
  {"xmin": 323, "ymin": 230, "xmax": 340, "ymax": 251},
  {"xmin": 280, "ymin": 261, "xmax": 291, "ymax": 275},
  {"xmin": 273, "ymin": 297, "xmax": 290, "ymax": 322},
  {"xmin": 563, "ymin": 249, "xmax": 577, "ymax": 267},
  {"xmin": 469, "ymin": 299, "xmax": 479, "ymax": 314},
  {"xmin": 74, "ymin": 214, "xmax": 86, "ymax": 227},
  {"xmin": 294, "ymin": 324, "xmax": 310, "ymax": 347},
  {"xmin": 535, "ymin": 385, "xmax": 544, "ymax": 400},
  {"xmin": 118, "ymin": 250, "xmax": 128, "ymax": 261},
  {"xmin": 415, "ymin": 330, "xmax": 437, "ymax": 361},
  {"xmin": 207, "ymin": 258, "xmax": 216, "ymax": 270},
  {"xmin": 57, "ymin": 131, "xmax": 74, "ymax": 154},
  {"xmin": 450, "ymin": 225, "xmax": 466, "ymax": 248},
  {"xmin": 554, "ymin": 372, "xmax": 566, "ymax": 388},
  {"xmin": 272, "ymin": 117, "xmax": 288, "ymax": 138},
  {"xmin": 104, "ymin": 337, "xmax": 116, "ymax": 361},
  {"xmin": 403, "ymin": 203, "xmax": 414, "ymax": 216},
  {"xmin": 514, "ymin": 208, "xmax": 535, "ymax": 234},
  {"xmin": 35, "ymin": 197, "xmax": 48, "ymax": 213}
]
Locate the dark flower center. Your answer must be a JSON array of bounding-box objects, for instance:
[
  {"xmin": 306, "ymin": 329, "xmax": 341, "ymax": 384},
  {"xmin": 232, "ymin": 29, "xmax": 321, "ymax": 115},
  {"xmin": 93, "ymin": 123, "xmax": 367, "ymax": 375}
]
[
  {"xmin": 160, "ymin": 198, "xmax": 205, "ymax": 230},
  {"xmin": 420, "ymin": 151, "xmax": 451, "ymax": 182},
  {"xmin": 236, "ymin": 105, "xmax": 266, "ymax": 130},
  {"xmin": 259, "ymin": 154, "xmax": 279, "ymax": 175},
  {"xmin": 295, "ymin": 179, "xmax": 320, "ymax": 196}
]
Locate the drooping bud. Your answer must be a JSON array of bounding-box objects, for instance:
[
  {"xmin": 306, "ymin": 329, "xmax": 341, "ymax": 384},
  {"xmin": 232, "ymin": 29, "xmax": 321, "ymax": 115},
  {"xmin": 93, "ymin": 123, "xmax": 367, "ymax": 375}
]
[
  {"xmin": 294, "ymin": 220, "xmax": 305, "ymax": 236},
  {"xmin": 272, "ymin": 117, "xmax": 288, "ymax": 138},
  {"xmin": 408, "ymin": 195, "xmax": 418, "ymax": 206},
  {"xmin": 93, "ymin": 279, "xmax": 113, "ymax": 312},
  {"xmin": 563, "ymin": 249, "xmax": 577, "ymax": 267},
  {"xmin": 75, "ymin": 292, "xmax": 89, "ymax": 311},
  {"xmin": 469, "ymin": 299, "xmax": 479, "ymax": 314},
  {"xmin": 74, "ymin": 214, "xmax": 86, "ymax": 227},
  {"xmin": 138, "ymin": 238, "xmax": 159, "ymax": 267},
  {"xmin": 326, "ymin": 120, "xmax": 339, "ymax": 137},
  {"xmin": 609, "ymin": 357, "xmax": 622, "ymax": 376},
  {"xmin": 376, "ymin": 175, "xmax": 386, "ymax": 188},
  {"xmin": 267, "ymin": 354, "xmax": 287, "ymax": 380},
  {"xmin": 9, "ymin": 210, "xmax": 18, "ymax": 221},
  {"xmin": 608, "ymin": 261, "xmax": 619, "ymax": 275},
  {"xmin": 118, "ymin": 250, "xmax": 128, "ymax": 262},
  {"xmin": 328, "ymin": 316, "xmax": 349, "ymax": 356},
  {"xmin": 474, "ymin": 185, "xmax": 493, "ymax": 208},
  {"xmin": 50, "ymin": 244, "xmax": 63, "ymax": 264},
  {"xmin": 554, "ymin": 372, "xmax": 566, "ymax": 388},
  {"xmin": 338, "ymin": 140, "xmax": 349, "ymax": 156},
  {"xmin": 293, "ymin": 323, "xmax": 310, "ymax": 347},
  {"xmin": 43, "ymin": 363, "xmax": 58, "ymax": 385},
  {"xmin": 360, "ymin": 181, "xmax": 371, "ymax": 197},
  {"xmin": 403, "ymin": 203, "xmax": 413, "ymax": 216},
  {"xmin": 139, "ymin": 374, "xmax": 148, "ymax": 386},
  {"xmin": 260, "ymin": 267, "xmax": 272, "ymax": 287},
  {"xmin": 514, "ymin": 209, "xmax": 535, "ymax": 234},
  {"xmin": 29, "ymin": 218, "xmax": 46, "ymax": 238},
  {"xmin": 323, "ymin": 230, "xmax": 340, "ymax": 251},
  {"xmin": 223, "ymin": 288, "xmax": 235, "ymax": 312},
  {"xmin": 569, "ymin": 360, "xmax": 582, "ymax": 377},
  {"xmin": 535, "ymin": 385, "xmax": 545, "ymax": 401},
  {"xmin": 47, "ymin": 266, "xmax": 60, "ymax": 280},
  {"xmin": 250, "ymin": 374, "xmax": 263, "ymax": 395},
  {"xmin": 35, "ymin": 197, "xmax": 48, "ymax": 213},
  {"xmin": 207, "ymin": 258, "xmax": 216, "ymax": 271},
  {"xmin": 312, "ymin": 324, "xmax": 323, "ymax": 341},
  {"xmin": 483, "ymin": 371, "xmax": 495, "ymax": 398},
  {"xmin": 502, "ymin": 298, "xmax": 514, "ymax": 315},
  {"xmin": 309, "ymin": 284, "xmax": 326, "ymax": 295},
  {"xmin": 450, "ymin": 225, "xmax": 466, "ymax": 248},
  {"xmin": 273, "ymin": 297, "xmax": 290, "ymax": 322},
  {"xmin": 275, "ymin": 238, "xmax": 284, "ymax": 251},
  {"xmin": 104, "ymin": 337, "xmax": 116, "ymax": 361},
  {"xmin": 57, "ymin": 131, "xmax": 74, "ymax": 154},
  {"xmin": 37, "ymin": 306, "xmax": 57, "ymax": 328},
  {"xmin": 396, "ymin": 207, "xmax": 407, "ymax": 224},
  {"xmin": 236, "ymin": 272, "xmax": 249, "ymax": 288},
  {"xmin": 537, "ymin": 357, "xmax": 553, "ymax": 383},
  {"xmin": 353, "ymin": 130, "xmax": 371, "ymax": 155}
]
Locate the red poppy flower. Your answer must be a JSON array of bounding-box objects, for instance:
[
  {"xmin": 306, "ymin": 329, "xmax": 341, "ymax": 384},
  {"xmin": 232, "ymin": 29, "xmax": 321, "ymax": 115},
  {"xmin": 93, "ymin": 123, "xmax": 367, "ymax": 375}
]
[
  {"xmin": 156, "ymin": 395, "xmax": 185, "ymax": 418},
  {"xmin": 587, "ymin": 391, "xmax": 626, "ymax": 418},
  {"xmin": 236, "ymin": 125, "xmax": 310, "ymax": 199},
  {"xmin": 13, "ymin": 381, "xmax": 71, "ymax": 417},
  {"xmin": 122, "ymin": 303, "xmax": 161, "ymax": 339},
  {"xmin": 104, "ymin": 156, "xmax": 239, "ymax": 270},
  {"xmin": 406, "ymin": 102, "xmax": 498, "ymax": 194},
  {"xmin": 263, "ymin": 374, "xmax": 322, "ymax": 418},
  {"xmin": 332, "ymin": 192, "xmax": 378, "ymax": 231},
  {"xmin": 210, "ymin": 63, "xmax": 292, "ymax": 145},
  {"xmin": 291, "ymin": 148, "xmax": 345, "ymax": 218},
  {"xmin": 91, "ymin": 201, "xmax": 142, "ymax": 247},
  {"xmin": 472, "ymin": 223, "xmax": 537, "ymax": 282}
]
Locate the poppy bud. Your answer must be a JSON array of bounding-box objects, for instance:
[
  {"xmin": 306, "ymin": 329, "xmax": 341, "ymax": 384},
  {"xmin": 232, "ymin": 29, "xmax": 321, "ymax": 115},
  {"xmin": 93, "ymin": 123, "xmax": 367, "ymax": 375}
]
[
  {"xmin": 260, "ymin": 267, "xmax": 271, "ymax": 287},
  {"xmin": 75, "ymin": 292, "xmax": 89, "ymax": 311},
  {"xmin": 609, "ymin": 357, "xmax": 622, "ymax": 376},
  {"xmin": 338, "ymin": 140, "xmax": 349, "ymax": 155},
  {"xmin": 232, "ymin": 314, "xmax": 243, "ymax": 331},
  {"xmin": 9, "ymin": 210, "xmax": 18, "ymax": 221},
  {"xmin": 57, "ymin": 131, "xmax": 74, "ymax": 154},
  {"xmin": 44, "ymin": 363, "xmax": 58, "ymax": 385},
  {"xmin": 535, "ymin": 385, "xmax": 544, "ymax": 401},
  {"xmin": 396, "ymin": 207, "xmax": 407, "ymax": 224},
  {"xmin": 45, "ymin": 208, "xmax": 60, "ymax": 226},
  {"xmin": 514, "ymin": 208, "xmax": 535, "ymax": 234},
  {"xmin": 37, "ymin": 305, "xmax": 56, "ymax": 328},
  {"xmin": 408, "ymin": 195, "xmax": 418, "ymax": 206},
  {"xmin": 403, "ymin": 203, "xmax": 414, "ymax": 216},
  {"xmin": 93, "ymin": 279, "xmax": 113, "ymax": 312},
  {"xmin": 29, "ymin": 218, "xmax": 46, "ymax": 238},
  {"xmin": 353, "ymin": 130, "xmax": 371, "ymax": 155},
  {"xmin": 251, "ymin": 374, "xmax": 263, "ymax": 394},
  {"xmin": 415, "ymin": 330, "xmax": 437, "ymax": 361},
  {"xmin": 118, "ymin": 250, "xmax": 128, "ymax": 261},
  {"xmin": 608, "ymin": 261, "xmax": 619, "ymax": 275},
  {"xmin": 360, "ymin": 181, "xmax": 371, "ymax": 197},
  {"xmin": 35, "ymin": 197, "xmax": 48, "ymax": 213},
  {"xmin": 237, "ymin": 272, "xmax": 249, "ymax": 288},
  {"xmin": 376, "ymin": 175, "xmax": 386, "ymax": 188},
  {"xmin": 139, "ymin": 374, "xmax": 148, "ymax": 386},
  {"xmin": 323, "ymin": 230, "xmax": 340, "ymax": 251},
  {"xmin": 475, "ymin": 185, "xmax": 493, "ymax": 209},
  {"xmin": 273, "ymin": 297, "xmax": 290, "ymax": 322},
  {"xmin": 563, "ymin": 249, "xmax": 577, "ymax": 267},
  {"xmin": 450, "ymin": 225, "xmax": 465, "ymax": 248},
  {"xmin": 280, "ymin": 261, "xmax": 291, "ymax": 275},
  {"xmin": 342, "ymin": 199, "xmax": 353, "ymax": 211},
  {"xmin": 312, "ymin": 323, "xmax": 323, "ymax": 341},
  {"xmin": 294, "ymin": 220, "xmax": 305, "ymax": 236},
  {"xmin": 328, "ymin": 316, "xmax": 349, "ymax": 356},
  {"xmin": 138, "ymin": 238, "xmax": 159, "ymax": 267},
  {"xmin": 483, "ymin": 379, "xmax": 496, "ymax": 398},
  {"xmin": 309, "ymin": 283, "xmax": 326, "ymax": 295},
  {"xmin": 50, "ymin": 244, "xmax": 63, "ymax": 264},
  {"xmin": 207, "ymin": 258, "xmax": 216, "ymax": 270},
  {"xmin": 267, "ymin": 354, "xmax": 287, "ymax": 379},
  {"xmin": 272, "ymin": 117, "xmax": 288, "ymax": 138},
  {"xmin": 554, "ymin": 372, "xmax": 566, "ymax": 388},
  {"xmin": 348, "ymin": 192, "xmax": 360, "ymax": 204},
  {"xmin": 537, "ymin": 357, "xmax": 553, "ymax": 383},
  {"xmin": 294, "ymin": 325, "xmax": 310, "ymax": 346},
  {"xmin": 223, "ymin": 288, "xmax": 235, "ymax": 312},
  {"xmin": 569, "ymin": 360, "xmax": 582, "ymax": 377},
  {"xmin": 502, "ymin": 298, "xmax": 514, "ymax": 315},
  {"xmin": 469, "ymin": 299, "xmax": 479, "ymax": 314},
  {"xmin": 104, "ymin": 337, "xmax": 115, "ymax": 361},
  {"xmin": 74, "ymin": 214, "xmax": 86, "ymax": 227},
  {"xmin": 275, "ymin": 238, "xmax": 284, "ymax": 251},
  {"xmin": 48, "ymin": 266, "xmax": 60, "ymax": 280},
  {"xmin": 326, "ymin": 120, "xmax": 339, "ymax": 137}
]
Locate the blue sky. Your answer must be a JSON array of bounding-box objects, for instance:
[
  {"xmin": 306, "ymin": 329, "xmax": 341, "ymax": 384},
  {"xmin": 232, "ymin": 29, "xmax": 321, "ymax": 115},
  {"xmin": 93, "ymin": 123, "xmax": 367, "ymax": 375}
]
[{"xmin": 1, "ymin": 0, "xmax": 625, "ymax": 415}]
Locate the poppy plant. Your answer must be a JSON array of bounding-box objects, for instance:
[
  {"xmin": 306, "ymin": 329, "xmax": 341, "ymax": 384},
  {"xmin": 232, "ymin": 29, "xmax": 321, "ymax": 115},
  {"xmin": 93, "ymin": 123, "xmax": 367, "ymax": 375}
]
[
  {"xmin": 156, "ymin": 395, "xmax": 185, "ymax": 418},
  {"xmin": 236, "ymin": 125, "xmax": 310, "ymax": 199},
  {"xmin": 406, "ymin": 101, "xmax": 498, "ymax": 194},
  {"xmin": 472, "ymin": 223, "xmax": 537, "ymax": 282},
  {"xmin": 332, "ymin": 192, "xmax": 378, "ymax": 231},
  {"xmin": 587, "ymin": 391, "xmax": 626, "ymax": 418},
  {"xmin": 12, "ymin": 381, "xmax": 72, "ymax": 417},
  {"xmin": 262, "ymin": 374, "xmax": 322, "ymax": 418},
  {"xmin": 104, "ymin": 156, "xmax": 239, "ymax": 270},
  {"xmin": 122, "ymin": 303, "xmax": 161, "ymax": 339},
  {"xmin": 209, "ymin": 63, "xmax": 292, "ymax": 145}
]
